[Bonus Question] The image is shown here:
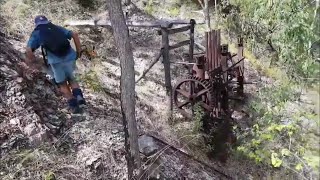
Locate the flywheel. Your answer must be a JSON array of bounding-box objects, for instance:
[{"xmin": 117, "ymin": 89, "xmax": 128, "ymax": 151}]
[{"xmin": 173, "ymin": 76, "xmax": 214, "ymax": 119}]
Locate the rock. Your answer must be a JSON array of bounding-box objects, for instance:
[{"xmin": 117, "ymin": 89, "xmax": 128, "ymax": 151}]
[
  {"xmin": 9, "ymin": 118, "xmax": 20, "ymax": 125},
  {"xmin": 66, "ymin": 114, "xmax": 72, "ymax": 119},
  {"xmin": 16, "ymin": 77, "xmax": 23, "ymax": 83},
  {"xmin": 138, "ymin": 134, "xmax": 159, "ymax": 156},
  {"xmin": 29, "ymin": 130, "xmax": 48, "ymax": 147},
  {"xmin": 23, "ymin": 123, "xmax": 39, "ymax": 136},
  {"xmin": 231, "ymin": 110, "xmax": 249, "ymax": 121},
  {"xmin": 0, "ymin": 134, "xmax": 26, "ymax": 151},
  {"xmin": 112, "ymin": 129, "xmax": 119, "ymax": 134},
  {"xmin": 47, "ymin": 108, "xmax": 54, "ymax": 114}
]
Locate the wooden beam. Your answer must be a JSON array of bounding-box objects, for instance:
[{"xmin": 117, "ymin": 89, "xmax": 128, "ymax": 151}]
[
  {"xmin": 169, "ymin": 40, "xmax": 190, "ymax": 50},
  {"xmin": 170, "ymin": 61, "xmax": 196, "ymax": 65},
  {"xmin": 167, "ymin": 25, "xmax": 190, "ymax": 34},
  {"xmin": 65, "ymin": 19, "xmax": 202, "ymax": 28},
  {"xmin": 135, "ymin": 49, "xmax": 163, "ymax": 83}
]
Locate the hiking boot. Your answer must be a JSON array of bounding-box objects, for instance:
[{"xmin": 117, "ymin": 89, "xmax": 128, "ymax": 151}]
[
  {"xmin": 77, "ymin": 96, "xmax": 86, "ymax": 106},
  {"xmin": 72, "ymin": 88, "xmax": 86, "ymax": 107},
  {"xmin": 70, "ymin": 105, "xmax": 82, "ymax": 114},
  {"xmin": 68, "ymin": 98, "xmax": 82, "ymax": 114}
]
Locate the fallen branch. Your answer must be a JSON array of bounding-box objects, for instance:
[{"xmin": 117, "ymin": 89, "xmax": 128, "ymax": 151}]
[{"xmin": 135, "ymin": 49, "xmax": 163, "ymax": 83}]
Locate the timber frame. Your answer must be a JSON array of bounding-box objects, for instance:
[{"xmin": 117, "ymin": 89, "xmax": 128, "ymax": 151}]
[{"xmin": 65, "ymin": 18, "xmax": 199, "ymax": 115}]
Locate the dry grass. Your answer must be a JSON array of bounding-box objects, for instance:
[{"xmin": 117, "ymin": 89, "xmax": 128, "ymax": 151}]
[{"xmin": 0, "ymin": 0, "xmax": 100, "ymax": 42}]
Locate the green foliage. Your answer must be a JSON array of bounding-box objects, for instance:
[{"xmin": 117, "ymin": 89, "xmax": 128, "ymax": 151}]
[
  {"xmin": 221, "ymin": 0, "xmax": 320, "ymax": 84},
  {"xmin": 44, "ymin": 171, "xmax": 56, "ymax": 180},
  {"xmin": 79, "ymin": 70, "xmax": 103, "ymax": 92},
  {"xmin": 235, "ymin": 82, "xmax": 319, "ymax": 177},
  {"xmin": 193, "ymin": 103, "xmax": 204, "ymax": 133},
  {"xmin": 167, "ymin": 7, "xmax": 180, "ymax": 16},
  {"xmin": 144, "ymin": 0, "xmax": 155, "ymax": 15}
]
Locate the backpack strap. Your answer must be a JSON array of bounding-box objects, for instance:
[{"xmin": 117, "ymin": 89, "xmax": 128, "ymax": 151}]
[{"xmin": 41, "ymin": 46, "xmax": 49, "ymax": 67}]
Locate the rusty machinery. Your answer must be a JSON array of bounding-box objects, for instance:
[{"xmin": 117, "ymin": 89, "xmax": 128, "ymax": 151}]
[{"xmin": 173, "ymin": 30, "xmax": 245, "ymax": 120}]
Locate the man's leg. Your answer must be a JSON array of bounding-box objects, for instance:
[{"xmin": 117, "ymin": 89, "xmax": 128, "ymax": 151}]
[
  {"xmin": 51, "ymin": 62, "xmax": 81, "ymax": 113},
  {"xmin": 64, "ymin": 60, "xmax": 86, "ymax": 106}
]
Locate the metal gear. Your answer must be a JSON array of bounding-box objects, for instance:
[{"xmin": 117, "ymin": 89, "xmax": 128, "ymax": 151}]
[{"xmin": 173, "ymin": 75, "xmax": 214, "ymax": 119}]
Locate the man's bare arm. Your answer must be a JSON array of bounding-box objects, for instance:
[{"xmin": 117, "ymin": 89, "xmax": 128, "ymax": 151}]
[
  {"xmin": 25, "ymin": 47, "xmax": 36, "ymax": 64},
  {"xmin": 71, "ymin": 31, "xmax": 81, "ymax": 58}
]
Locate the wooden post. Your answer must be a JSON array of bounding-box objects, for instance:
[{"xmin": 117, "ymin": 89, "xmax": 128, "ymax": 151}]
[
  {"xmin": 161, "ymin": 27, "xmax": 173, "ymax": 118},
  {"xmin": 237, "ymin": 37, "xmax": 244, "ymax": 96},
  {"xmin": 189, "ymin": 19, "xmax": 195, "ymax": 75},
  {"xmin": 220, "ymin": 44, "xmax": 229, "ymax": 113}
]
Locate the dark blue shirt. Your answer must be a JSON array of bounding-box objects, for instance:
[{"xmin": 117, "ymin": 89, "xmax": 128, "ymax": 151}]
[{"xmin": 27, "ymin": 25, "xmax": 77, "ymax": 64}]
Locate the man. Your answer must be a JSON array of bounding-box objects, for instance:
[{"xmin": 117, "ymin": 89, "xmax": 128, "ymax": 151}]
[{"xmin": 25, "ymin": 15, "xmax": 86, "ymax": 114}]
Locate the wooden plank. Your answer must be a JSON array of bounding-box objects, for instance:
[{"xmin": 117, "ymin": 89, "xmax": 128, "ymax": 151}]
[
  {"xmin": 135, "ymin": 49, "xmax": 163, "ymax": 83},
  {"xmin": 207, "ymin": 31, "xmax": 211, "ymax": 71},
  {"xmin": 212, "ymin": 30, "xmax": 216, "ymax": 70},
  {"xmin": 169, "ymin": 40, "xmax": 190, "ymax": 50},
  {"xmin": 65, "ymin": 19, "xmax": 161, "ymax": 28},
  {"xmin": 217, "ymin": 29, "xmax": 221, "ymax": 68},
  {"xmin": 65, "ymin": 19, "xmax": 202, "ymax": 28},
  {"xmin": 170, "ymin": 62, "xmax": 196, "ymax": 65},
  {"xmin": 167, "ymin": 25, "xmax": 190, "ymax": 34}
]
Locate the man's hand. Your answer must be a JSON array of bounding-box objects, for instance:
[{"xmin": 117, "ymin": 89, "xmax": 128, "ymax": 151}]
[
  {"xmin": 72, "ymin": 31, "xmax": 82, "ymax": 60},
  {"xmin": 76, "ymin": 50, "xmax": 81, "ymax": 60},
  {"xmin": 24, "ymin": 47, "xmax": 41, "ymax": 75}
]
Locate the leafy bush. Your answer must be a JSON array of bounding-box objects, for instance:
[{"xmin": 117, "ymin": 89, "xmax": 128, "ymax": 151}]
[
  {"xmin": 234, "ymin": 82, "xmax": 319, "ymax": 178},
  {"xmin": 221, "ymin": 0, "xmax": 320, "ymax": 84}
]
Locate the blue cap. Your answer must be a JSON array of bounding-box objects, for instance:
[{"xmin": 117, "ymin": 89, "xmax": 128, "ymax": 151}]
[{"xmin": 34, "ymin": 15, "xmax": 50, "ymax": 26}]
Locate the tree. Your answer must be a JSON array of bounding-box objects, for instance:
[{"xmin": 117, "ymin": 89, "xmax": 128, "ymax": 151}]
[
  {"xmin": 124, "ymin": 0, "xmax": 131, "ymax": 6},
  {"xmin": 106, "ymin": 0, "xmax": 141, "ymax": 179},
  {"xmin": 198, "ymin": 0, "xmax": 211, "ymax": 30}
]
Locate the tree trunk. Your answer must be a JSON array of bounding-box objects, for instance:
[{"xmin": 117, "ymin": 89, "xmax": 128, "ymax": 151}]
[
  {"xmin": 204, "ymin": 0, "xmax": 211, "ymax": 31},
  {"xmin": 106, "ymin": 0, "xmax": 141, "ymax": 179},
  {"xmin": 124, "ymin": 0, "xmax": 131, "ymax": 5}
]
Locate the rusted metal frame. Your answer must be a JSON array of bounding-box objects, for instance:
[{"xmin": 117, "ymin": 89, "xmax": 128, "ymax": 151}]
[
  {"xmin": 193, "ymin": 56, "xmax": 205, "ymax": 80},
  {"xmin": 211, "ymin": 30, "xmax": 215, "ymax": 71},
  {"xmin": 220, "ymin": 45, "xmax": 229, "ymax": 83},
  {"xmin": 217, "ymin": 30, "xmax": 221, "ymax": 70},
  {"xmin": 220, "ymin": 43, "xmax": 229, "ymax": 116},
  {"xmin": 221, "ymin": 57, "xmax": 245, "ymax": 74},
  {"xmin": 205, "ymin": 32, "xmax": 210, "ymax": 73},
  {"xmin": 169, "ymin": 40, "xmax": 190, "ymax": 50}
]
